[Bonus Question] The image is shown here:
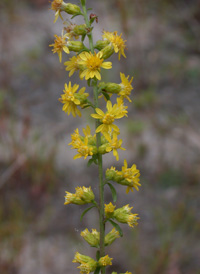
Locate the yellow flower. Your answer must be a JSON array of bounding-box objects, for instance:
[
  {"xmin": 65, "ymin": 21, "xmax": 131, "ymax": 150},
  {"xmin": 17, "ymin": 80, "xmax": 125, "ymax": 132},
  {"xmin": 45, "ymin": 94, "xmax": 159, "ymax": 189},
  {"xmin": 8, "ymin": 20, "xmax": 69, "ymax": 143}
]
[
  {"xmin": 91, "ymin": 98, "xmax": 128, "ymax": 138},
  {"xmin": 64, "ymin": 186, "xmax": 95, "ymax": 205},
  {"xmin": 119, "ymin": 73, "xmax": 133, "ymax": 102},
  {"xmin": 105, "ymin": 132, "xmax": 125, "ymax": 161},
  {"xmin": 127, "ymin": 214, "xmax": 139, "ymax": 228},
  {"xmin": 102, "ymin": 30, "xmax": 126, "ymax": 60},
  {"xmin": 73, "ymin": 252, "xmax": 97, "ymax": 274},
  {"xmin": 51, "ymin": 0, "xmax": 63, "ymax": 23},
  {"xmin": 74, "ymin": 138, "xmax": 93, "ymax": 160},
  {"xmin": 64, "ymin": 55, "xmax": 81, "ymax": 77},
  {"xmin": 78, "ymin": 51, "xmax": 112, "ymax": 80},
  {"xmin": 98, "ymin": 255, "xmax": 113, "ymax": 267},
  {"xmin": 118, "ymin": 159, "xmax": 141, "ymax": 193},
  {"xmin": 59, "ymin": 82, "xmax": 88, "ymax": 117},
  {"xmin": 49, "ymin": 33, "xmax": 69, "ymax": 62}
]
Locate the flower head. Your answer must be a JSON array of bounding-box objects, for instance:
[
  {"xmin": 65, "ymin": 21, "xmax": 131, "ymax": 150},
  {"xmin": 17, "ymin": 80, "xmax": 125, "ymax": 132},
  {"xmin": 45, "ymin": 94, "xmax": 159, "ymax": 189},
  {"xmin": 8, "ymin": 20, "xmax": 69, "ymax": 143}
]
[
  {"xmin": 64, "ymin": 55, "xmax": 81, "ymax": 77},
  {"xmin": 105, "ymin": 202, "xmax": 116, "ymax": 218},
  {"xmin": 105, "ymin": 132, "xmax": 125, "ymax": 161},
  {"xmin": 78, "ymin": 51, "xmax": 112, "ymax": 80},
  {"xmin": 98, "ymin": 255, "xmax": 113, "ymax": 267},
  {"xmin": 81, "ymin": 228, "xmax": 100, "ymax": 247},
  {"xmin": 119, "ymin": 73, "xmax": 134, "ymax": 102},
  {"xmin": 49, "ymin": 33, "xmax": 69, "ymax": 62},
  {"xmin": 69, "ymin": 126, "xmax": 97, "ymax": 160},
  {"xmin": 73, "ymin": 252, "xmax": 97, "ymax": 274},
  {"xmin": 105, "ymin": 228, "xmax": 120, "ymax": 246},
  {"xmin": 102, "ymin": 31, "xmax": 126, "ymax": 60},
  {"xmin": 64, "ymin": 186, "xmax": 95, "ymax": 205},
  {"xmin": 118, "ymin": 159, "xmax": 141, "ymax": 193},
  {"xmin": 59, "ymin": 82, "xmax": 89, "ymax": 117},
  {"xmin": 51, "ymin": 0, "xmax": 63, "ymax": 23},
  {"xmin": 91, "ymin": 99, "xmax": 128, "ymax": 138}
]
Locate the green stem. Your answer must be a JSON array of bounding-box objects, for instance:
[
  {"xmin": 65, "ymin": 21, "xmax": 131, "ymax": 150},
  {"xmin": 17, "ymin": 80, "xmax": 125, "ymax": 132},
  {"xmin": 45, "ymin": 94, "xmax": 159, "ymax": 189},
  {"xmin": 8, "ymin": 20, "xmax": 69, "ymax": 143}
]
[{"xmin": 81, "ymin": 2, "xmax": 105, "ymax": 273}]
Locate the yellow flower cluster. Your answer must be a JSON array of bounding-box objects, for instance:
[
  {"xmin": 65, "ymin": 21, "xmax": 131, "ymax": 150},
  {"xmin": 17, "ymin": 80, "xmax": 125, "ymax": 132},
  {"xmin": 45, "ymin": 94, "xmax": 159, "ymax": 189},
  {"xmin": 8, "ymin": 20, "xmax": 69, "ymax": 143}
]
[
  {"xmin": 64, "ymin": 186, "xmax": 95, "ymax": 205},
  {"xmin": 73, "ymin": 252, "xmax": 113, "ymax": 274},
  {"xmin": 106, "ymin": 159, "xmax": 141, "ymax": 193},
  {"xmin": 49, "ymin": 0, "xmax": 141, "ymax": 273}
]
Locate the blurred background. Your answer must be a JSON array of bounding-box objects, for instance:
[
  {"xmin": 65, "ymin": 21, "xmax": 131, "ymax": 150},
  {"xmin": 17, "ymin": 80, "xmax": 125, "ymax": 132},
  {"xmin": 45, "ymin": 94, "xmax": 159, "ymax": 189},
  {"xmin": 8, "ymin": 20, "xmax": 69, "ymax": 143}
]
[{"xmin": 0, "ymin": 0, "xmax": 200, "ymax": 273}]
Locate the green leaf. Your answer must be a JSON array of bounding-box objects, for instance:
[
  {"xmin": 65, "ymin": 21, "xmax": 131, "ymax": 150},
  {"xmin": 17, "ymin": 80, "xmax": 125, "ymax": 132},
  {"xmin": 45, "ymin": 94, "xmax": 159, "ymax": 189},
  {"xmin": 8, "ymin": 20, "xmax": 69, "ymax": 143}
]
[
  {"xmin": 94, "ymin": 267, "xmax": 101, "ymax": 274},
  {"xmin": 107, "ymin": 183, "xmax": 117, "ymax": 203},
  {"xmin": 80, "ymin": 205, "xmax": 96, "ymax": 221},
  {"xmin": 108, "ymin": 219, "xmax": 123, "ymax": 237},
  {"xmin": 102, "ymin": 91, "xmax": 110, "ymax": 101},
  {"xmin": 71, "ymin": 12, "xmax": 82, "ymax": 19},
  {"xmin": 87, "ymin": 158, "xmax": 94, "ymax": 167}
]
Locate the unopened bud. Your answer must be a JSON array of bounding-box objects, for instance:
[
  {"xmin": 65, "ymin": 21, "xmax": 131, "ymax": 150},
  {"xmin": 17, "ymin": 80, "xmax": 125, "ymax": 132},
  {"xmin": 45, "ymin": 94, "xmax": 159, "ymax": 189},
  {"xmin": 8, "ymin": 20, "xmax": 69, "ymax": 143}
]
[
  {"xmin": 62, "ymin": 3, "xmax": 81, "ymax": 15},
  {"xmin": 99, "ymin": 82, "xmax": 121, "ymax": 94},
  {"xmin": 100, "ymin": 44, "xmax": 114, "ymax": 59},
  {"xmin": 67, "ymin": 41, "xmax": 84, "ymax": 52},
  {"xmin": 95, "ymin": 40, "xmax": 110, "ymax": 50}
]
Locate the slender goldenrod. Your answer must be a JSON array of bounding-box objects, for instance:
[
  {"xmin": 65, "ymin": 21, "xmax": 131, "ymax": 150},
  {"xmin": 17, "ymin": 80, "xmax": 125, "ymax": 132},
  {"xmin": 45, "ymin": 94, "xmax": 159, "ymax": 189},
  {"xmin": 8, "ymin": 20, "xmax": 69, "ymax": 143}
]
[{"xmin": 49, "ymin": 1, "xmax": 141, "ymax": 273}]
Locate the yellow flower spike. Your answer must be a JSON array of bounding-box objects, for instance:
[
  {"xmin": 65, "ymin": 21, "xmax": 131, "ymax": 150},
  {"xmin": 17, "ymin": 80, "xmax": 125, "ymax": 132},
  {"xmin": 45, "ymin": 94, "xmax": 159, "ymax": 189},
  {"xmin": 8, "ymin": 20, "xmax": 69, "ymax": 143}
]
[
  {"xmin": 119, "ymin": 73, "xmax": 134, "ymax": 102},
  {"xmin": 102, "ymin": 30, "xmax": 127, "ymax": 60},
  {"xmin": 98, "ymin": 255, "xmax": 113, "ymax": 267},
  {"xmin": 49, "ymin": 33, "xmax": 69, "ymax": 62},
  {"xmin": 78, "ymin": 51, "xmax": 112, "ymax": 80},
  {"xmin": 105, "ymin": 202, "xmax": 116, "ymax": 218},
  {"xmin": 91, "ymin": 99, "xmax": 128, "ymax": 138}
]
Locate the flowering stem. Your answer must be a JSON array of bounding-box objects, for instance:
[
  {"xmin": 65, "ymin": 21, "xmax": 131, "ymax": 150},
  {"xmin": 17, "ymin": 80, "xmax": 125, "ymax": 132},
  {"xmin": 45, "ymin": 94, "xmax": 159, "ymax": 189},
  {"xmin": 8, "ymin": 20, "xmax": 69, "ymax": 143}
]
[{"xmin": 81, "ymin": 2, "xmax": 105, "ymax": 273}]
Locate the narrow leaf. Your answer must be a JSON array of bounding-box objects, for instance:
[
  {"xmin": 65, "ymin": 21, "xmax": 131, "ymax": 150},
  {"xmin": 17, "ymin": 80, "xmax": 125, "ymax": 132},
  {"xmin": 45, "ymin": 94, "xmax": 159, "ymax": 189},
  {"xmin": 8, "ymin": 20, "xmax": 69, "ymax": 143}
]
[
  {"xmin": 80, "ymin": 205, "xmax": 96, "ymax": 221},
  {"xmin": 102, "ymin": 91, "xmax": 110, "ymax": 101},
  {"xmin": 87, "ymin": 158, "xmax": 94, "ymax": 167},
  {"xmin": 107, "ymin": 183, "xmax": 117, "ymax": 203},
  {"xmin": 108, "ymin": 219, "xmax": 123, "ymax": 237}
]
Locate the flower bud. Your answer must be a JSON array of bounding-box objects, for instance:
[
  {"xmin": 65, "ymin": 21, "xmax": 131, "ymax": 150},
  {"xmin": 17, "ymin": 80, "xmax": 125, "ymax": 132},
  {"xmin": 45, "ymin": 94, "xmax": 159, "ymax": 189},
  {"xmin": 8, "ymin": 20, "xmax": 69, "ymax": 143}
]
[
  {"xmin": 81, "ymin": 228, "xmax": 100, "ymax": 247},
  {"xmin": 100, "ymin": 44, "xmax": 114, "ymax": 59},
  {"xmin": 75, "ymin": 186, "xmax": 95, "ymax": 203},
  {"xmin": 98, "ymin": 143, "xmax": 109, "ymax": 154},
  {"xmin": 105, "ymin": 228, "xmax": 120, "ymax": 246},
  {"xmin": 67, "ymin": 41, "xmax": 84, "ymax": 52},
  {"xmin": 98, "ymin": 255, "xmax": 113, "ymax": 267},
  {"xmin": 73, "ymin": 252, "xmax": 94, "ymax": 264},
  {"xmin": 106, "ymin": 167, "xmax": 118, "ymax": 181},
  {"xmin": 95, "ymin": 40, "xmax": 110, "ymax": 50},
  {"xmin": 73, "ymin": 24, "xmax": 88, "ymax": 36},
  {"xmin": 62, "ymin": 2, "xmax": 81, "ymax": 15},
  {"xmin": 99, "ymin": 82, "xmax": 121, "ymax": 94},
  {"xmin": 105, "ymin": 202, "xmax": 116, "ymax": 218}
]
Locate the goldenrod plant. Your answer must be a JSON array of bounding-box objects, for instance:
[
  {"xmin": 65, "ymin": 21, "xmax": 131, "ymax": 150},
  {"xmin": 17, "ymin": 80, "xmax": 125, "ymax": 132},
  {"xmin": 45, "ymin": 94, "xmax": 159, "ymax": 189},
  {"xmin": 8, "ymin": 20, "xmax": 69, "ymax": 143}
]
[{"xmin": 50, "ymin": 1, "xmax": 141, "ymax": 273}]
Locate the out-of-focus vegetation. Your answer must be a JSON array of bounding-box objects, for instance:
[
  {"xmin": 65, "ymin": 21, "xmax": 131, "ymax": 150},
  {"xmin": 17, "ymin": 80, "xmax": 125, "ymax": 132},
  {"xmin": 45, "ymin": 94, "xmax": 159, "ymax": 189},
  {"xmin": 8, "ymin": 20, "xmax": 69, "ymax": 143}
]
[{"xmin": 0, "ymin": 0, "xmax": 200, "ymax": 273}]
